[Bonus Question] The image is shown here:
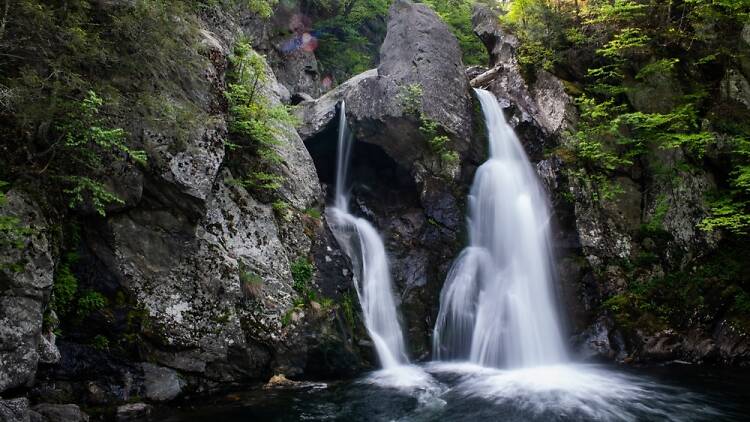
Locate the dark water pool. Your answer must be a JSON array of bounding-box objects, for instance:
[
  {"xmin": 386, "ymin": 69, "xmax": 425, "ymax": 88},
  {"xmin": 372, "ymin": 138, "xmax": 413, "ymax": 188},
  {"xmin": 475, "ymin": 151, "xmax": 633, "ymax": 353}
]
[{"xmin": 156, "ymin": 363, "xmax": 750, "ymax": 421}]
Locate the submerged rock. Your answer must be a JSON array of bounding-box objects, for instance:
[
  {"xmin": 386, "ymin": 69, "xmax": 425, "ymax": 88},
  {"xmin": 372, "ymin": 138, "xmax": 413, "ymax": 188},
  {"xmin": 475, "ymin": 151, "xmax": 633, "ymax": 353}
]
[
  {"xmin": 140, "ymin": 363, "xmax": 185, "ymax": 402},
  {"xmin": 115, "ymin": 403, "xmax": 151, "ymax": 421},
  {"xmin": 32, "ymin": 404, "xmax": 89, "ymax": 422}
]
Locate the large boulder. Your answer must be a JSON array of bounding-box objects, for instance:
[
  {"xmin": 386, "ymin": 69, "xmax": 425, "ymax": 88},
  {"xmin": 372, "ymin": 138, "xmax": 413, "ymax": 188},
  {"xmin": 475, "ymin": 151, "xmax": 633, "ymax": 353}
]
[
  {"xmin": 83, "ymin": 26, "xmax": 355, "ymax": 384},
  {"xmin": 0, "ymin": 191, "xmax": 56, "ymax": 394},
  {"xmin": 32, "ymin": 404, "xmax": 89, "ymax": 422},
  {"xmin": 297, "ymin": 0, "xmax": 477, "ymax": 170}
]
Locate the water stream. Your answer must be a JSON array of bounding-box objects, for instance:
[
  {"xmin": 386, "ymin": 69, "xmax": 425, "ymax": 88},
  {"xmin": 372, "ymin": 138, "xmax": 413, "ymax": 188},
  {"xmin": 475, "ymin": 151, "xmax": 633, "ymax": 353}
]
[
  {"xmin": 327, "ymin": 100, "xmax": 409, "ymax": 369},
  {"xmin": 433, "ymin": 88, "xmax": 566, "ymax": 367}
]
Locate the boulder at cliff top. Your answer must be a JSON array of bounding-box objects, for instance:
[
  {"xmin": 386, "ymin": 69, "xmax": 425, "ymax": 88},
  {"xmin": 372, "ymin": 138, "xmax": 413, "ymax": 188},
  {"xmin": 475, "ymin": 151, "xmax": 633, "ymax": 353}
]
[{"xmin": 297, "ymin": 0, "xmax": 477, "ymax": 171}]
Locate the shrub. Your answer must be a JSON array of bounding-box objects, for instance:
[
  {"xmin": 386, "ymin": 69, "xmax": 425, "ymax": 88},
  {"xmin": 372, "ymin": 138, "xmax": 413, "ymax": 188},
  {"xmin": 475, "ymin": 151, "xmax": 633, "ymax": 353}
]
[
  {"xmin": 76, "ymin": 290, "xmax": 108, "ymax": 320},
  {"xmin": 240, "ymin": 267, "xmax": 263, "ymax": 298},
  {"xmin": 291, "ymin": 257, "xmax": 315, "ymax": 301},
  {"xmin": 52, "ymin": 253, "xmax": 80, "ymax": 318}
]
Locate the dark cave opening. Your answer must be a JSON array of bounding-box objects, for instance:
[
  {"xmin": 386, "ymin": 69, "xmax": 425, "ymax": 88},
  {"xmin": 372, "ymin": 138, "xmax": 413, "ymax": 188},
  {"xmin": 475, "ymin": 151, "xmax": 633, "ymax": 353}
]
[{"xmin": 303, "ymin": 111, "xmax": 418, "ymax": 212}]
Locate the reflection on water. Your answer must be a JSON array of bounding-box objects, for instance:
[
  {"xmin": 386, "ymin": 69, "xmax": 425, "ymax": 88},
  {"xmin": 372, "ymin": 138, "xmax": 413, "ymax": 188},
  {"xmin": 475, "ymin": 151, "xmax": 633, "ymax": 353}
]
[{"xmin": 157, "ymin": 363, "xmax": 750, "ymax": 421}]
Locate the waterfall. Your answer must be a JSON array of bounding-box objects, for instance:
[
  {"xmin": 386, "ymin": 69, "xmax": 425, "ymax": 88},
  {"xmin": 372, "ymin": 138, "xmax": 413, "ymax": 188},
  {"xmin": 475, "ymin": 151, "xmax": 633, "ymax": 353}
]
[
  {"xmin": 433, "ymin": 89, "xmax": 567, "ymax": 368},
  {"xmin": 328, "ymin": 101, "xmax": 409, "ymax": 369}
]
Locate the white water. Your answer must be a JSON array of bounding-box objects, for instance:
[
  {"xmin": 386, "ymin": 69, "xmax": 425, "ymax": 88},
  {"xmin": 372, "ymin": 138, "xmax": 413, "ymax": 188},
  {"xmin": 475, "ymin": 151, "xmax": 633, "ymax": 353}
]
[
  {"xmin": 328, "ymin": 101, "xmax": 409, "ymax": 369},
  {"xmin": 433, "ymin": 89, "xmax": 567, "ymax": 368}
]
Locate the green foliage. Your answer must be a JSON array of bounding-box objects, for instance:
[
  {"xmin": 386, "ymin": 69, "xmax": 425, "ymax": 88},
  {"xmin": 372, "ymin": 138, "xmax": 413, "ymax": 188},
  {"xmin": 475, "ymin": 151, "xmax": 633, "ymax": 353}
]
[
  {"xmin": 52, "ymin": 253, "xmax": 80, "ymax": 319},
  {"xmin": 91, "ymin": 335, "xmax": 110, "ymax": 351},
  {"xmin": 56, "ymin": 91, "xmax": 147, "ymax": 215},
  {"xmin": 398, "ymin": 83, "xmax": 457, "ymax": 175},
  {"xmin": 272, "ymin": 200, "xmax": 291, "ymax": 221},
  {"xmin": 508, "ymin": 0, "xmax": 750, "ymax": 228},
  {"xmin": 246, "ymin": 0, "xmax": 278, "ymax": 18},
  {"xmin": 240, "ymin": 269, "xmax": 263, "ymax": 286},
  {"xmin": 642, "ymin": 195, "xmax": 669, "ymax": 234},
  {"xmin": 225, "ymin": 40, "xmax": 295, "ymax": 196},
  {"xmin": 399, "ymin": 84, "xmax": 424, "ymax": 116},
  {"xmin": 605, "ymin": 239, "xmax": 750, "ymax": 332},
  {"xmin": 422, "ymin": 0, "xmax": 489, "ymax": 65},
  {"xmin": 341, "ymin": 290, "xmax": 357, "ymax": 330},
  {"xmin": 701, "ymin": 132, "xmax": 750, "ymax": 234},
  {"xmin": 291, "ymin": 257, "xmax": 316, "ymax": 301},
  {"xmin": 240, "ymin": 266, "xmax": 264, "ymax": 298},
  {"xmin": 1, "ymin": 0, "xmax": 202, "ymax": 219},
  {"xmin": 304, "ymin": 207, "xmax": 322, "ymax": 219},
  {"xmin": 502, "ymin": 0, "xmax": 577, "ymax": 74},
  {"xmin": 76, "ymin": 290, "xmax": 108, "ymax": 320}
]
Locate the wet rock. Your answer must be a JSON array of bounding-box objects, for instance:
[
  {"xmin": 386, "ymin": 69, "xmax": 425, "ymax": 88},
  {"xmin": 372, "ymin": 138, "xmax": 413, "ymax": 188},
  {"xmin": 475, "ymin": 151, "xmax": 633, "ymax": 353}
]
[
  {"xmin": 296, "ymin": 0, "xmax": 475, "ymax": 358},
  {"xmin": 37, "ymin": 341, "xmax": 139, "ymax": 405},
  {"xmin": 640, "ymin": 330, "xmax": 683, "ymax": 362},
  {"xmin": 0, "ymin": 190, "xmax": 55, "ymax": 394},
  {"xmin": 573, "ymin": 316, "xmax": 626, "ymax": 361},
  {"xmin": 469, "ymin": 3, "xmax": 575, "ymax": 158},
  {"xmin": 32, "ymin": 404, "xmax": 89, "ymax": 422},
  {"xmin": 625, "ymin": 71, "xmax": 683, "ymax": 114},
  {"xmin": 140, "ymin": 363, "xmax": 184, "ymax": 402},
  {"xmin": 714, "ymin": 320, "xmax": 750, "ymax": 365},
  {"xmin": 115, "ymin": 403, "xmax": 151, "ymax": 421}
]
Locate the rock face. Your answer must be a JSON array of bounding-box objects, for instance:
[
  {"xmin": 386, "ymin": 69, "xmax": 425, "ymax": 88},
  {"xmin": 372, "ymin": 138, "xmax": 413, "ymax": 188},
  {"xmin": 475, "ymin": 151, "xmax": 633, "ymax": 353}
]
[
  {"xmin": 296, "ymin": 0, "xmax": 478, "ymax": 356},
  {"xmin": 470, "ymin": 3, "xmax": 745, "ymax": 365},
  {"xmin": 0, "ymin": 191, "xmax": 57, "ymax": 394},
  {"xmin": 65, "ymin": 15, "xmax": 360, "ymax": 388},
  {"xmin": 0, "ymin": 4, "xmax": 364, "ymax": 411}
]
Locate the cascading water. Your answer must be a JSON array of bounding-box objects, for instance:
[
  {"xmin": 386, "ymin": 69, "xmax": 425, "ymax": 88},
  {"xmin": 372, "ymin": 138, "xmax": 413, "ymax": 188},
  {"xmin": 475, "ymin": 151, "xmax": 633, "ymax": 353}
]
[
  {"xmin": 328, "ymin": 100, "xmax": 409, "ymax": 369},
  {"xmin": 433, "ymin": 88, "xmax": 567, "ymax": 368}
]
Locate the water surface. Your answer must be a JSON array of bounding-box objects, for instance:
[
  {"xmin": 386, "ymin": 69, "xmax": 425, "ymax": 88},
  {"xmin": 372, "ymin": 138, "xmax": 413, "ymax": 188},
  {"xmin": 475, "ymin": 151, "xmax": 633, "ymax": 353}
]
[{"xmin": 156, "ymin": 363, "xmax": 750, "ymax": 421}]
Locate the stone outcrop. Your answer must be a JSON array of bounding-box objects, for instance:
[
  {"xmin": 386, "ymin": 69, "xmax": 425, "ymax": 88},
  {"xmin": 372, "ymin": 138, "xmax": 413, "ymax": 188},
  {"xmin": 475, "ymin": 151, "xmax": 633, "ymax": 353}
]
[
  {"xmin": 0, "ymin": 191, "xmax": 57, "ymax": 394},
  {"xmin": 297, "ymin": 0, "xmax": 477, "ymax": 169}
]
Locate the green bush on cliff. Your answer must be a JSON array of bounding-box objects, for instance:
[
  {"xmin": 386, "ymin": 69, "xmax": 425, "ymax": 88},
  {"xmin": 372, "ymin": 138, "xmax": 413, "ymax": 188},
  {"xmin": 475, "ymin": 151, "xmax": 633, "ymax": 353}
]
[
  {"xmin": 399, "ymin": 84, "xmax": 459, "ymax": 174},
  {"xmin": 0, "ymin": 182, "xmax": 32, "ymax": 264},
  {"xmin": 52, "ymin": 255, "xmax": 80, "ymax": 319},
  {"xmin": 422, "ymin": 0, "xmax": 489, "ymax": 66},
  {"xmin": 0, "ymin": 0, "xmax": 206, "ymax": 220},
  {"xmin": 509, "ymin": 0, "xmax": 750, "ymax": 234},
  {"xmin": 225, "ymin": 40, "xmax": 295, "ymax": 196},
  {"xmin": 291, "ymin": 257, "xmax": 321, "ymax": 303}
]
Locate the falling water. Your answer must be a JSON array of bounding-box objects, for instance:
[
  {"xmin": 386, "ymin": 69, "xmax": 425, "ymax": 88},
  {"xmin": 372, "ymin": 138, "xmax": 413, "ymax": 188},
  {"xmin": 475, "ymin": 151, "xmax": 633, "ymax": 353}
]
[
  {"xmin": 328, "ymin": 101, "xmax": 408, "ymax": 369},
  {"xmin": 433, "ymin": 89, "xmax": 567, "ymax": 368}
]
